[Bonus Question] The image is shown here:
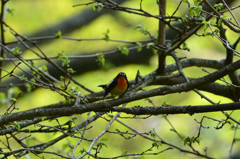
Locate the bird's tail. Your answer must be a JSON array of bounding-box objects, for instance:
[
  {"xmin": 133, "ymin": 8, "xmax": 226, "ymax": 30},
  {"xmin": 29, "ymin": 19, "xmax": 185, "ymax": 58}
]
[{"xmin": 98, "ymin": 85, "xmax": 107, "ymax": 89}]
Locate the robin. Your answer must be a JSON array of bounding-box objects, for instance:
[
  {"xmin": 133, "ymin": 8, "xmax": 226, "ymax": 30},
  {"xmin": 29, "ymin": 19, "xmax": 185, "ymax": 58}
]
[{"xmin": 98, "ymin": 72, "xmax": 129, "ymax": 98}]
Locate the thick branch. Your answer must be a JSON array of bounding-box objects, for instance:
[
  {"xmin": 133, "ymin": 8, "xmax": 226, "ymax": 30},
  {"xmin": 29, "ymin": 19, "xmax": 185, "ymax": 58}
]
[
  {"xmin": 110, "ymin": 102, "xmax": 240, "ymax": 115},
  {"xmin": 152, "ymin": 76, "xmax": 234, "ymax": 100},
  {"xmin": 0, "ymin": 0, "xmax": 7, "ymax": 83},
  {"xmin": 1, "ymin": 59, "xmax": 240, "ymax": 125},
  {"xmin": 157, "ymin": 0, "xmax": 166, "ymax": 74}
]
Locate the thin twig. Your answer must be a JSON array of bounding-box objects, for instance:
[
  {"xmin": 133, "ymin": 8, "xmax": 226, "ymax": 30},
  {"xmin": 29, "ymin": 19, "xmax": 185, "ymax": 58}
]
[{"xmin": 77, "ymin": 103, "xmax": 127, "ymax": 159}]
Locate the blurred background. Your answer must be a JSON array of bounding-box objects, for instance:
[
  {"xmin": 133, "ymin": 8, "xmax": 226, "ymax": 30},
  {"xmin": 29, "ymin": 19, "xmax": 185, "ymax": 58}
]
[{"xmin": 1, "ymin": 0, "xmax": 240, "ymax": 158}]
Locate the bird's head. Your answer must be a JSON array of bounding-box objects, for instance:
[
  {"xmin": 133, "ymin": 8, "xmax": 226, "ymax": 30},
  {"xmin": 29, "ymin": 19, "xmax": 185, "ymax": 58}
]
[{"xmin": 118, "ymin": 72, "xmax": 127, "ymax": 78}]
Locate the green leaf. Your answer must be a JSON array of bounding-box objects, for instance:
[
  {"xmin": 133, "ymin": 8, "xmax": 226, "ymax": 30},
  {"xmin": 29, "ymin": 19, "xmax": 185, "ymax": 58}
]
[
  {"xmin": 149, "ymin": 129, "xmax": 157, "ymax": 138},
  {"xmin": 152, "ymin": 48, "xmax": 158, "ymax": 54},
  {"xmin": 153, "ymin": 141, "xmax": 162, "ymax": 149},
  {"xmin": 183, "ymin": 0, "xmax": 190, "ymax": 4},
  {"xmin": 20, "ymin": 75, "xmax": 27, "ymax": 81},
  {"xmin": 126, "ymin": 136, "xmax": 131, "ymax": 140},
  {"xmin": 162, "ymin": 101, "xmax": 171, "ymax": 107},
  {"xmin": 80, "ymin": 148, "xmax": 86, "ymax": 154},
  {"xmin": 41, "ymin": 65, "xmax": 48, "ymax": 72},
  {"xmin": 30, "ymin": 78, "xmax": 36, "ymax": 84},
  {"xmin": 224, "ymin": 112, "xmax": 230, "ymax": 117},
  {"xmin": 72, "ymin": 115, "xmax": 79, "ymax": 120},
  {"xmin": 119, "ymin": 46, "xmax": 129, "ymax": 55},
  {"xmin": 184, "ymin": 136, "xmax": 199, "ymax": 145},
  {"xmin": 182, "ymin": 42, "xmax": 190, "ymax": 51},
  {"xmin": 104, "ymin": 29, "xmax": 110, "ymax": 41},
  {"xmin": 10, "ymin": 97, "xmax": 17, "ymax": 103},
  {"xmin": 97, "ymin": 53, "xmax": 105, "ymax": 66},
  {"xmin": 210, "ymin": 20, "xmax": 217, "ymax": 26},
  {"xmin": 204, "ymin": 31, "xmax": 213, "ymax": 36},
  {"xmin": 201, "ymin": 19, "xmax": 208, "ymax": 25},
  {"xmin": 194, "ymin": 0, "xmax": 202, "ymax": 6},
  {"xmin": 7, "ymin": 8, "xmax": 14, "ymax": 16},
  {"xmin": 0, "ymin": 92, "xmax": 7, "ymax": 106},
  {"xmin": 122, "ymin": 150, "xmax": 128, "ymax": 155},
  {"xmin": 184, "ymin": 137, "xmax": 191, "ymax": 145},
  {"xmin": 67, "ymin": 87, "xmax": 79, "ymax": 97},
  {"xmin": 99, "ymin": 141, "xmax": 108, "ymax": 148},
  {"xmin": 92, "ymin": 146, "xmax": 97, "ymax": 150},
  {"xmin": 93, "ymin": 3, "xmax": 102, "ymax": 12},
  {"xmin": 146, "ymin": 42, "xmax": 154, "ymax": 49},
  {"xmin": 41, "ymin": 116, "xmax": 47, "ymax": 121},
  {"xmin": 7, "ymin": 86, "xmax": 22, "ymax": 98},
  {"xmin": 98, "ymin": 138, "xmax": 108, "ymax": 149},
  {"xmin": 107, "ymin": 113, "xmax": 114, "ymax": 118},
  {"xmin": 60, "ymin": 83, "xmax": 65, "ymax": 89},
  {"xmin": 67, "ymin": 68, "xmax": 75, "ymax": 74},
  {"xmin": 60, "ymin": 76, "xmax": 65, "ymax": 81},
  {"xmin": 58, "ymin": 52, "xmax": 70, "ymax": 67},
  {"xmin": 214, "ymin": 28, "xmax": 220, "ymax": 36},
  {"xmin": 135, "ymin": 24, "xmax": 143, "ymax": 30},
  {"xmin": 29, "ymin": 60, "xmax": 35, "ymax": 67},
  {"xmin": 25, "ymin": 81, "xmax": 35, "ymax": 92},
  {"xmin": 14, "ymin": 121, "xmax": 21, "ymax": 131},
  {"xmin": 55, "ymin": 30, "xmax": 62, "ymax": 38},
  {"xmin": 182, "ymin": 17, "xmax": 188, "ymax": 23},
  {"xmin": 101, "ymin": 138, "xmax": 108, "ymax": 142},
  {"xmin": 189, "ymin": 5, "xmax": 202, "ymax": 18},
  {"xmin": 136, "ymin": 42, "xmax": 142, "ymax": 52},
  {"xmin": 195, "ymin": 138, "xmax": 200, "ymax": 144},
  {"xmin": 169, "ymin": 128, "xmax": 175, "ymax": 132},
  {"xmin": 32, "ymin": 67, "xmax": 39, "ymax": 75},
  {"xmin": 135, "ymin": 24, "xmax": 148, "ymax": 35},
  {"xmin": 214, "ymin": 3, "xmax": 223, "ymax": 10},
  {"xmin": 217, "ymin": 14, "xmax": 230, "ymax": 26},
  {"xmin": 11, "ymin": 47, "xmax": 22, "ymax": 56},
  {"xmin": 218, "ymin": 15, "xmax": 224, "ymax": 26},
  {"xmin": 235, "ymin": 138, "xmax": 240, "ymax": 142},
  {"xmin": 224, "ymin": 16, "xmax": 231, "ymax": 22}
]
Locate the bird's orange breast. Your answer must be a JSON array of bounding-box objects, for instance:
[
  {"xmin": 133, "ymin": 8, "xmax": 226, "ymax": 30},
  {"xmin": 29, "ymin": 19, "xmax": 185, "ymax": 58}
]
[
  {"xmin": 110, "ymin": 77, "xmax": 128, "ymax": 96},
  {"xmin": 117, "ymin": 77, "xmax": 128, "ymax": 89}
]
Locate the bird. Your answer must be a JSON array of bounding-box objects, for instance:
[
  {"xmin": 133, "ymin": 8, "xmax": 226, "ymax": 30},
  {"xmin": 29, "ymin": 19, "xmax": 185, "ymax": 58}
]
[{"xmin": 98, "ymin": 72, "xmax": 129, "ymax": 98}]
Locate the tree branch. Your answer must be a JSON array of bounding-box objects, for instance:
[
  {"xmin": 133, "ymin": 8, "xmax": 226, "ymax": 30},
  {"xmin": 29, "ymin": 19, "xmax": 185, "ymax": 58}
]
[
  {"xmin": 110, "ymin": 102, "xmax": 240, "ymax": 115},
  {"xmin": 157, "ymin": 0, "xmax": 166, "ymax": 74},
  {"xmin": 0, "ymin": 0, "xmax": 7, "ymax": 83},
  {"xmin": 1, "ymin": 59, "xmax": 240, "ymax": 125}
]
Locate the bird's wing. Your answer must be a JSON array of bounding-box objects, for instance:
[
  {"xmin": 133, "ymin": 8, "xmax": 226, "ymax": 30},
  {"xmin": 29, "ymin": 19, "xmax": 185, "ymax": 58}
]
[{"xmin": 104, "ymin": 78, "xmax": 117, "ymax": 97}]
